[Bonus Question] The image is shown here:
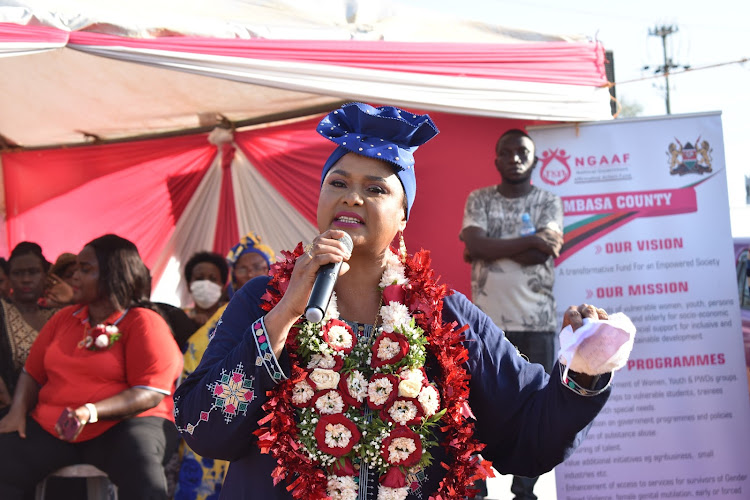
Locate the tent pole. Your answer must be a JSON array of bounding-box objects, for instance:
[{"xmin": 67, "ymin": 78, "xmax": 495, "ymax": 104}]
[{"xmin": 3, "ymin": 100, "xmax": 347, "ymax": 152}]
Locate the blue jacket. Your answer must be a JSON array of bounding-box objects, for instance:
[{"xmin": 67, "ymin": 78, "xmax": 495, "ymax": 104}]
[{"xmin": 174, "ymin": 276, "xmax": 609, "ymax": 499}]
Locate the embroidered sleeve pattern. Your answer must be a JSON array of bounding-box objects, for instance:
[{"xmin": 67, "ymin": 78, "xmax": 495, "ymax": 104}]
[
  {"xmin": 559, "ymin": 363, "xmax": 612, "ymax": 397},
  {"xmin": 175, "ymin": 362, "xmax": 256, "ymax": 435},
  {"xmin": 250, "ymin": 317, "xmax": 287, "ymax": 383}
]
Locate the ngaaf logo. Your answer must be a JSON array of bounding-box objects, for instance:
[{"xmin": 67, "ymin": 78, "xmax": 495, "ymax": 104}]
[{"xmin": 538, "ymin": 148, "xmax": 572, "ymax": 186}]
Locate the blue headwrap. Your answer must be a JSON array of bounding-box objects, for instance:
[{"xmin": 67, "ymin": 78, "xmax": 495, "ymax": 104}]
[{"xmin": 316, "ymin": 103, "xmax": 439, "ymax": 220}]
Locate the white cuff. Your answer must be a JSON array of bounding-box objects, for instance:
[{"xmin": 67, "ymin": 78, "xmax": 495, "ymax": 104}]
[{"xmin": 84, "ymin": 403, "xmax": 98, "ymax": 423}]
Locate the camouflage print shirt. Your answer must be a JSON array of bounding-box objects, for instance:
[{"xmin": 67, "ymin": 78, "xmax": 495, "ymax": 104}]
[{"xmin": 462, "ymin": 185, "xmax": 563, "ymax": 332}]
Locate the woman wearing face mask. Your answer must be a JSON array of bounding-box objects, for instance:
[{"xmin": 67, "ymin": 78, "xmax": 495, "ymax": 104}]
[
  {"xmin": 0, "ymin": 242, "xmax": 57, "ymax": 415},
  {"xmin": 183, "ymin": 252, "xmax": 229, "ymax": 328},
  {"xmin": 175, "ymin": 232, "xmax": 274, "ymax": 500}
]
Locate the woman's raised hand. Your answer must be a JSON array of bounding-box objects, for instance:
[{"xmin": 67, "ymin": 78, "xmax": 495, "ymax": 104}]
[
  {"xmin": 278, "ymin": 230, "xmax": 352, "ymax": 320},
  {"xmin": 562, "ymin": 303, "xmax": 609, "ymax": 332}
]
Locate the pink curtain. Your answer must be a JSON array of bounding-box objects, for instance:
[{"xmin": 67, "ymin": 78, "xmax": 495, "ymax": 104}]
[
  {"xmin": 0, "ymin": 22, "xmax": 68, "ymax": 44},
  {"xmin": 3, "ymin": 134, "xmax": 216, "ymax": 268},
  {"xmin": 68, "ymin": 32, "xmax": 607, "ymax": 86}
]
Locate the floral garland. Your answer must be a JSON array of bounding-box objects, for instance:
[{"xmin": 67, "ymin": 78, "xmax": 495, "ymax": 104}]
[{"xmin": 255, "ymin": 244, "xmax": 491, "ymax": 500}]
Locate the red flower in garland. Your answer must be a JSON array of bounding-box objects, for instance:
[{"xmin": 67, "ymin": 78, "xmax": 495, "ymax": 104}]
[
  {"xmin": 370, "ymin": 331, "xmax": 409, "ymax": 369},
  {"xmin": 381, "ymin": 425, "xmax": 422, "ymax": 467},
  {"xmin": 314, "ymin": 413, "xmax": 360, "ymax": 457},
  {"xmin": 321, "ymin": 319, "xmax": 356, "ymax": 355},
  {"xmin": 380, "ymin": 466, "xmax": 408, "ymax": 488},
  {"xmin": 331, "ymin": 457, "xmax": 357, "ymax": 477}
]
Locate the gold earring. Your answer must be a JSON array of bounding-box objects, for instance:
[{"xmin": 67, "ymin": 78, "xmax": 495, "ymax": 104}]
[{"xmin": 399, "ymin": 232, "xmax": 407, "ymax": 261}]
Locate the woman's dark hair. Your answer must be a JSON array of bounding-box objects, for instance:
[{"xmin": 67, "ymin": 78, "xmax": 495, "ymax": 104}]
[
  {"xmin": 0, "ymin": 258, "xmax": 8, "ymax": 276},
  {"xmin": 85, "ymin": 234, "xmax": 152, "ymax": 310},
  {"xmin": 184, "ymin": 251, "xmax": 229, "ymax": 284},
  {"xmin": 8, "ymin": 241, "xmax": 51, "ymax": 273}
]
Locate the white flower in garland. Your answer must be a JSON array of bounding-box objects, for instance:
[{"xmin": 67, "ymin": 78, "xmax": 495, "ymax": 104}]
[
  {"xmin": 387, "ymin": 437, "xmax": 417, "ymax": 464},
  {"xmin": 324, "ymin": 291, "xmax": 340, "ymax": 322},
  {"xmin": 377, "ymin": 337, "xmax": 402, "ymax": 361},
  {"xmin": 324, "ymin": 423, "xmax": 353, "ymax": 449},
  {"xmin": 399, "ymin": 368, "xmax": 424, "ymax": 385},
  {"xmin": 398, "ymin": 379, "xmax": 421, "ymax": 399},
  {"xmin": 368, "ymin": 377, "xmax": 395, "ymax": 407},
  {"xmin": 315, "ymin": 390, "xmax": 345, "ymax": 415},
  {"xmin": 380, "ymin": 302, "xmax": 411, "ymax": 333},
  {"xmin": 346, "ymin": 370, "xmax": 368, "ymax": 403},
  {"xmin": 291, "ymin": 379, "xmax": 315, "ymax": 406},
  {"xmin": 94, "ymin": 334, "xmax": 110, "ymax": 349},
  {"xmin": 418, "ymin": 385, "xmax": 440, "ymax": 417},
  {"xmin": 388, "ymin": 400, "xmax": 419, "ymax": 426},
  {"xmin": 310, "ymin": 368, "xmax": 340, "ymax": 390},
  {"xmin": 326, "ymin": 324, "xmax": 354, "ymax": 351},
  {"xmin": 308, "ymin": 353, "xmax": 338, "ymax": 370},
  {"xmin": 327, "ymin": 475, "xmax": 357, "ymax": 500},
  {"xmin": 377, "ymin": 486, "xmax": 409, "ymax": 500},
  {"xmin": 379, "ymin": 255, "xmax": 407, "ymax": 288}
]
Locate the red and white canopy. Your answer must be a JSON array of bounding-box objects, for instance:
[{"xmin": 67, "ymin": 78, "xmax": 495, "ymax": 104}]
[
  {"xmin": 0, "ymin": 21, "xmax": 611, "ymax": 148},
  {"xmin": 0, "ymin": 3, "xmax": 612, "ymax": 303}
]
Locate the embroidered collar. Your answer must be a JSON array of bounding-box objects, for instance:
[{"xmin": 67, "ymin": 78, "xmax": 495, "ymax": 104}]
[{"xmin": 255, "ymin": 243, "xmax": 490, "ymax": 499}]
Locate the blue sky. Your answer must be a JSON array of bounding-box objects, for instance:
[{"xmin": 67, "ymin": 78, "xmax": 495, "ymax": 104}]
[{"xmin": 396, "ymin": 0, "xmax": 749, "ymax": 236}]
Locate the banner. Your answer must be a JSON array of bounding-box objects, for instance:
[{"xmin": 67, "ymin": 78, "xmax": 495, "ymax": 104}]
[{"xmin": 530, "ymin": 113, "xmax": 750, "ymax": 499}]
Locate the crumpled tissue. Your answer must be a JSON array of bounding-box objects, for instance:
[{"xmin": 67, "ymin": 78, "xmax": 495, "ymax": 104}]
[{"xmin": 558, "ymin": 312, "xmax": 636, "ymax": 378}]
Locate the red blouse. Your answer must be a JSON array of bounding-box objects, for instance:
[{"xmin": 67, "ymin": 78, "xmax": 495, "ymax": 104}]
[{"xmin": 25, "ymin": 305, "xmax": 182, "ymax": 442}]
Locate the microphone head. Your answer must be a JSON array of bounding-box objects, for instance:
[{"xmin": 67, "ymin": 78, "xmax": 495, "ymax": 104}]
[
  {"xmin": 305, "ymin": 307, "xmax": 324, "ymax": 323},
  {"xmin": 339, "ymin": 232, "xmax": 353, "ymax": 254}
]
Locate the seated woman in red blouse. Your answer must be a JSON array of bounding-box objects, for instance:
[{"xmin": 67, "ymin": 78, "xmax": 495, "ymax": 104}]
[{"xmin": 0, "ymin": 234, "xmax": 183, "ymax": 500}]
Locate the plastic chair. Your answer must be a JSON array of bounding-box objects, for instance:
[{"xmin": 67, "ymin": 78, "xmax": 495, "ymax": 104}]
[{"xmin": 35, "ymin": 464, "xmax": 117, "ymax": 500}]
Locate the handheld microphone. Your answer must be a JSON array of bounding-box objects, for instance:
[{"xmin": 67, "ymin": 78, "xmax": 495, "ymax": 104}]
[{"xmin": 304, "ymin": 232, "xmax": 354, "ymax": 323}]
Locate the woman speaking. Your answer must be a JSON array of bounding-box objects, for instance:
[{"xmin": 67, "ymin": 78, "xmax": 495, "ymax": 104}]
[{"xmin": 175, "ymin": 103, "xmax": 628, "ymax": 500}]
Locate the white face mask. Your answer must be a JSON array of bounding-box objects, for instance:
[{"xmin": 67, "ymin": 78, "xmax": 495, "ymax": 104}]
[{"xmin": 190, "ymin": 279, "xmax": 223, "ymax": 309}]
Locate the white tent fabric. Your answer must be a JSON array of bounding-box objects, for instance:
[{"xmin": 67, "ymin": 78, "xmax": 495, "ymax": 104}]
[
  {"xmin": 150, "ymin": 153, "xmax": 223, "ymax": 305},
  {"xmin": 0, "ymin": 38, "xmax": 63, "ymax": 56},
  {"xmin": 0, "ymin": 0, "xmax": 607, "ymax": 148},
  {"xmin": 232, "ymin": 147, "xmax": 318, "ymax": 254},
  {"xmin": 73, "ymin": 43, "xmax": 611, "ymax": 122}
]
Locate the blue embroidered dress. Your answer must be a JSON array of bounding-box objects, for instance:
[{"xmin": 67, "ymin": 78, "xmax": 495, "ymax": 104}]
[{"xmin": 174, "ymin": 276, "xmax": 610, "ymax": 499}]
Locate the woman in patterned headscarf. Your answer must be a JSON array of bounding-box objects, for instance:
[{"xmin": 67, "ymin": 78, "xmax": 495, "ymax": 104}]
[{"xmin": 175, "ymin": 232, "xmax": 274, "ymax": 500}]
